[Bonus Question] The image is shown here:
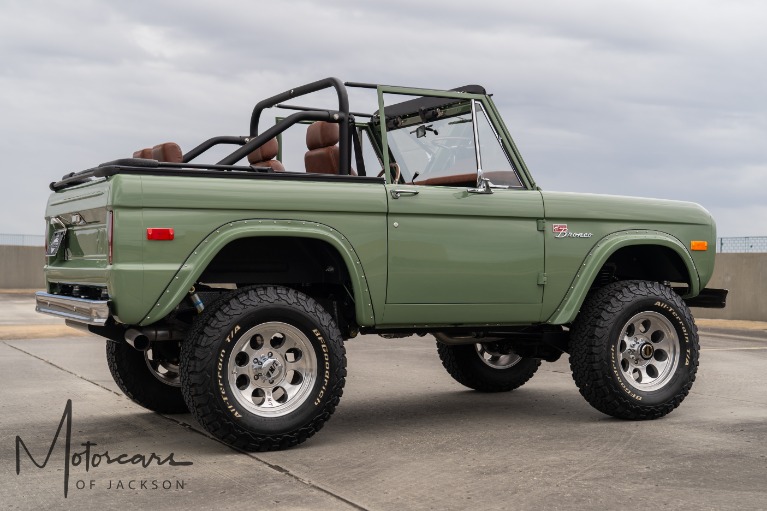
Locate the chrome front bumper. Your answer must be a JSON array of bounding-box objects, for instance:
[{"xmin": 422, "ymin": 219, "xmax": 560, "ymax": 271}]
[{"xmin": 35, "ymin": 292, "xmax": 110, "ymax": 325}]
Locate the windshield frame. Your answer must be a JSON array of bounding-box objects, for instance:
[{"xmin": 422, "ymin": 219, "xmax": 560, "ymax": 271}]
[{"xmin": 373, "ymin": 85, "xmax": 535, "ymax": 189}]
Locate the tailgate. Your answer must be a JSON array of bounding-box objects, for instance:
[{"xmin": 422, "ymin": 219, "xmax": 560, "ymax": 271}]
[{"xmin": 44, "ymin": 180, "xmax": 111, "ymax": 290}]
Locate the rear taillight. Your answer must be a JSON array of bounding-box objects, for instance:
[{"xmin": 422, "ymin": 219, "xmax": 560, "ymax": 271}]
[{"xmin": 107, "ymin": 210, "xmax": 114, "ymax": 265}]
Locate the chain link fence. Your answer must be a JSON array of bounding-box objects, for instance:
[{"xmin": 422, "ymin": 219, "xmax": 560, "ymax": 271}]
[
  {"xmin": 717, "ymin": 237, "xmax": 767, "ymax": 253},
  {"xmin": 0, "ymin": 234, "xmax": 45, "ymax": 247}
]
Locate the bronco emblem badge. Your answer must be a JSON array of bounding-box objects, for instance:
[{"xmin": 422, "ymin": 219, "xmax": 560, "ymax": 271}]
[{"xmin": 553, "ymin": 224, "xmax": 593, "ymax": 239}]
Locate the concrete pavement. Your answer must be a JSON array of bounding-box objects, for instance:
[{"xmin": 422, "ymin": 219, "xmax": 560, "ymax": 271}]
[{"xmin": 1, "ymin": 293, "xmax": 766, "ymax": 510}]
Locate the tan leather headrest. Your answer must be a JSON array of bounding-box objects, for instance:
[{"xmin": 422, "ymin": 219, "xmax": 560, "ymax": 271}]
[
  {"xmin": 246, "ymin": 138, "xmax": 279, "ymax": 164},
  {"xmin": 306, "ymin": 122, "xmax": 339, "ymax": 150}
]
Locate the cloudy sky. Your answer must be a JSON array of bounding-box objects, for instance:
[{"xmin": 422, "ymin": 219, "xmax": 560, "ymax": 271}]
[{"xmin": 1, "ymin": 0, "xmax": 764, "ymax": 237}]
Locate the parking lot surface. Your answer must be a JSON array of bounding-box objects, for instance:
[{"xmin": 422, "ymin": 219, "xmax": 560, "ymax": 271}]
[{"xmin": 1, "ymin": 292, "xmax": 766, "ymax": 510}]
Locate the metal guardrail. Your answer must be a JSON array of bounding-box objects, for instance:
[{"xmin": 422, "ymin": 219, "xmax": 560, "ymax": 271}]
[
  {"xmin": 717, "ymin": 237, "xmax": 767, "ymax": 253},
  {"xmin": 0, "ymin": 234, "xmax": 45, "ymax": 247}
]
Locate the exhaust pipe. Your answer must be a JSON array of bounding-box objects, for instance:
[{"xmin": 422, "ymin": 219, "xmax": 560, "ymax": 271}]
[
  {"xmin": 125, "ymin": 329, "xmax": 151, "ymax": 351},
  {"xmin": 124, "ymin": 328, "xmax": 182, "ymax": 351}
]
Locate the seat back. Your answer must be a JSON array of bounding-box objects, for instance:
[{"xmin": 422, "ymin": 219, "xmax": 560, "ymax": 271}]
[
  {"xmin": 135, "ymin": 139, "xmax": 285, "ymax": 170},
  {"xmin": 247, "ymin": 137, "xmax": 285, "ymax": 171},
  {"xmin": 133, "ymin": 148, "xmax": 154, "ymax": 159},
  {"xmin": 304, "ymin": 121, "xmax": 339, "ymax": 174},
  {"xmin": 133, "ymin": 142, "xmax": 183, "ymax": 163}
]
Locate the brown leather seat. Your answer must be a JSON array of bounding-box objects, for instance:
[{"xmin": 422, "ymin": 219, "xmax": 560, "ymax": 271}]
[
  {"xmin": 132, "ymin": 147, "xmax": 154, "ymax": 159},
  {"xmin": 151, "ymin": 142, "xmax": 183, "ymax": 163},
  {"xmin": 133, "ymin": 142, "xmax": 182, "ymax": 163},
  {"xmin": 247, "ymin": 138, "xmax": 285, "ymax": 171},
  {"xmin": 134, "ymin": 139, "xmax": 284, "ymax": 170},
  {"xmin": 305, "ymin": 121, "xmax": 340, "ymax": 174}
]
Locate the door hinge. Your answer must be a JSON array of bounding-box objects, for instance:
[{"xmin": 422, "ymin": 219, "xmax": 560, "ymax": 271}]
[
  {"xmin": 537, "ymin": 272, "xmax": 548, "ymax": 285},
  {"xmin": 537, "ymin": 219, "xmax": 546, "ymax": 231}
]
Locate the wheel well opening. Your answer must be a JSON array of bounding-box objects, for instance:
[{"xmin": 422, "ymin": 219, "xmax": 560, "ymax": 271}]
[
  {"xmin": 196, "ymin": 236, "xmax": 357, "ymax": 335},
  {"xmin": 594, "ymin": 245, "xmax": 690, "ymax": 290}
]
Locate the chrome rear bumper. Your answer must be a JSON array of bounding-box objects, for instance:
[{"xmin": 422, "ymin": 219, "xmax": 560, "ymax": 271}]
[{"xmin": 35, "ymin": 292, "xmax": 110, "ymax": 325}]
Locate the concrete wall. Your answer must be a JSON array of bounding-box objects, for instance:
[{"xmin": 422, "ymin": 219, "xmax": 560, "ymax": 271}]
[
  {"xmin": 0, "ymin": 246, "xmax": 763, "ymax": 321},
  {"xmin": 0, "ymin": 246, "xmax": 45, "ymax": 289},
  {"xmin": 692, "ymin": 253, "xmax": 767, "ymax": 322}
]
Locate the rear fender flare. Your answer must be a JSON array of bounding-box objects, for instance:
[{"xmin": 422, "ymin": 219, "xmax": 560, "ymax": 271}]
[
  {"xmin": 139, "ymin": 219, "xmax": 375, "ymax": 327},
  {"xmin": 546, "ymin": 230, "xmax": 699, "ymax": 325}
]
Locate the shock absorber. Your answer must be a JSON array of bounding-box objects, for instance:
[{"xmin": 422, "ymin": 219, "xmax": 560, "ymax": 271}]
[{"xmin": 188, "ymin": 286, "xmax": 205, "ymax": 313}]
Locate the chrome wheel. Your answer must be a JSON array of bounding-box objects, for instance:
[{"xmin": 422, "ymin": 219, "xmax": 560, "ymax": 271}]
[
  {"xmin": 475, "ymin": 342, "xmax": 522, "ymax": 369},
  {"xmin": 437, "ymin": 337, "xmax": 540, "ymax": 392},
  {"xmin": 570, "ymin": 280, "xmax": 699, "ymax": 420},
  {"xmin": 227, "ymin": 322, "xmax": 317, "ymax": 418},
  {"xmin": 617, "ymin": 311, "xmax": 680, "ymax": 392},
  {"xmin": 145, "ymin": 346, "xmax": 181, "ymax": 387}
]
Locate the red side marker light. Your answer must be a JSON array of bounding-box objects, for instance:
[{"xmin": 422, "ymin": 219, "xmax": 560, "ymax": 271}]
[{"xmin": 147, "ymin": 228, "xmax": 175, "ymax": 241}]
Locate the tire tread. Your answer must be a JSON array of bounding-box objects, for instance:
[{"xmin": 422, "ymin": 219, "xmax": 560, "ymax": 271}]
[
  {"xmin": 569, "ymin": 280, "xmax": 699, "ymax": 420},
  {"xmin": 106, "ymin": 341, "xmax": 188, "ymax": 414},
  {"xmin": 437, "ymin": 342, "xmax": 541, "ymax": 392},
  {"xmin": 180, "ymin": 285, "xmax": 346, "ymax": 451}
]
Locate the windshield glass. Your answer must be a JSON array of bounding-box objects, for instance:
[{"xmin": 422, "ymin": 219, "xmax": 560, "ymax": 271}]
[{"xmin": 385, "ymin": 99, "xmax": 476, "ymax": 183}]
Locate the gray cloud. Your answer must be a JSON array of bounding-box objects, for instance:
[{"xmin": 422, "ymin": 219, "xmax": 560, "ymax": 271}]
[{"xmin": 1, "ymin": 0, "xmax": 764, "ymax": 236}]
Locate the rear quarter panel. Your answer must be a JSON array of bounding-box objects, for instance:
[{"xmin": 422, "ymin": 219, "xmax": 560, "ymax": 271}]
[{"xmin": 112, "ymin": 174, "xmax": 388, "ymax": 325}]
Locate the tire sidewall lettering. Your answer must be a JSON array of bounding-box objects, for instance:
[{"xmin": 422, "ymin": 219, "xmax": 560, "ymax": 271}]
[
  {"xmin": 608, "ymin": 296, "xmax": 695, "ymax": 404},
  {"xmin": 213, "ymin": 324, "xmax": 245, "ymax": 419},
  {"xmin": 312, "ymin": 328, "xmax": 331, "ymax": 406},
  {"xmin": 213, "ymin": 305, "xmax": 338, "ymax": 432}
]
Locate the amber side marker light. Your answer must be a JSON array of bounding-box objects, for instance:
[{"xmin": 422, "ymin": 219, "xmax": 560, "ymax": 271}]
[
  {"xmin": 147, "ymin": 228, "xmax": 175, "ymax": 241},
  {"xmin": 690, "ymin": 241, "xmax": 708, "ymax": 251}
]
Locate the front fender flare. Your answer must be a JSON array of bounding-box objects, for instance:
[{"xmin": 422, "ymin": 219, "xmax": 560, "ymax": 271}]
[
  {"xmin": 139, "ymin": 219, "xmax": 376, "ymax": 327},
  {"xmin": 546, "ymin": 230, "xmax": 700, "ymax": 325}
]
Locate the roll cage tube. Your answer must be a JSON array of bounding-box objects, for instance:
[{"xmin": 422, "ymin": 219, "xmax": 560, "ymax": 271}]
[
  {"xmin": 246, "ymin": 77, "xmax": 351, "ymax": 175},
  {"xmin": 217, "ymin": 110, "xmax": 338, "ymax": 166},
  {"xmin": 183, "ymin": 136, "xmax": 249, "ymax": 163},
  {"xmin": 50, "ymin": 109, "xmax": 346, "ymax": 191}
]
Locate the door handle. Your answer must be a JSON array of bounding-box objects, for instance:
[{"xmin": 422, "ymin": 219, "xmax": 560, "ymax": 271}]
[{"xmin": 390, "ymin": 189, "xmax": 420, "ymax": 199}]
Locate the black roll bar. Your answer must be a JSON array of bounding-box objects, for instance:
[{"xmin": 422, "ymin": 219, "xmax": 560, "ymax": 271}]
[
  {"xmin": 183, "ymin": 136, "xmax": 249, "ymax": 163},
  {"xmin": 248, "ymin": 77, "xmax": 350, "ymax": 175},
  {"xmin": 276, "ymin": 103, "xmax": 373, "ymax": 119},
  {"xmin": 344, "ymin": 82, "xmax": 379, "ymax": 89},
  {"xmin": 218, "ymin": 110, "xmax": 336, "ymax": 166}
]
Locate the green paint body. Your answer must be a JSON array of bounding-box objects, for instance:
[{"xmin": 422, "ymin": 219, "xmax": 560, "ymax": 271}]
[{"xmin": 42, "ymin": 90, "xmax": 716, "ymax": 329}]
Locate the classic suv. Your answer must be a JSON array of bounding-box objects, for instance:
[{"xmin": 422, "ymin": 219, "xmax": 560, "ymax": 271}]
[{"xmin": 37, "ymin": 78, "xmax": 726, "ymax": 450}]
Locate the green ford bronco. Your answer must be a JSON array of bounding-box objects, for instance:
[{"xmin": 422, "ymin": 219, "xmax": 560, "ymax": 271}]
[{"xmin": 38, "ymin": 78, "xmax": 726, "ymax": 451}]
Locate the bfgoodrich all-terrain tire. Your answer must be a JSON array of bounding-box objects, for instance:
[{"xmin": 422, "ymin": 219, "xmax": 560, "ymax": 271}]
[
  {"xmin": 436, "ymin": 335, "xmax": 541, "ymax": 392},
  {"xmin": 180, "ymin": 286, "xmax": 346, "ymax": 451},
  {"xmin": 106, "ymin": 340, "xmax": 188, "ymax": 414},
  {"xmin": 569, "ymin": 280, "xmax": 699, "ymax": 420}
]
